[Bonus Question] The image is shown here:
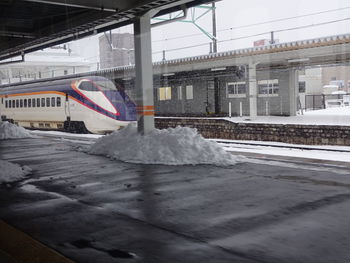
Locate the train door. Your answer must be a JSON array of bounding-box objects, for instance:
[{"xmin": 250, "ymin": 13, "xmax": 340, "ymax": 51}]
[{"xmin": 64, "ymin": 93, "xmax": 71, "ymax": 120}]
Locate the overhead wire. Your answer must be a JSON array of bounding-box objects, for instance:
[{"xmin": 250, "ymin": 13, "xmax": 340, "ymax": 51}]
[
  {"xmin": 153, "ymin": 16, "xmax": 350, "ymax": 54},
  {"xmin": 152, "ymin": 6, "xmax": 350, "ymax": 43}
]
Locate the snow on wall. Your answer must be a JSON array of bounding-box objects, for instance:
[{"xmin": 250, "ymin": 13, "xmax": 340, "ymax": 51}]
[
  {"xmin": 0, "ymin": 121, "xmax": 31, "ymax": 140},
  {"xmin": 0, "ymin": 160, "xmax": 31, "ymax": 183},
  {"xmin": 88, "ymin": 124, "xmax": 237, "ymax": 166}
]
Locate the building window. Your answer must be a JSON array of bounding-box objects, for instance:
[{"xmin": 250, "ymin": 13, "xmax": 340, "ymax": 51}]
[
  {"xmin": 186, "ymin": 85, "xmax": 193, "ymax": 100},
  {"xmin": 227, "ymin": 81, "xmax": 246, "ymax": 98},
  {"xmin": 258, "ymin": 79, "xmax": 279, "ymax": 96},
  {"xmin": 177, "ymin": 86, "xmax": 182, "ymax": 100},
  {"xmin": 299, "ymin": 81, "xmax": 306, "ymax": 93},
  {"xmin": 57, "ymin": 97, "xmax": 61, "ymax": 107},
  {"xmin": 158, "ymin": 87, "xmax": 172, "ymax": 101}
]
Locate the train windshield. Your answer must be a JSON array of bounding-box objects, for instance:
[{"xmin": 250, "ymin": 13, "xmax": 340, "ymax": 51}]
[
  {"xmin": 94, "ymin": 79, "xmax": 117, "ymax": 91},
  {"xmin": 78, "ymin": 79, "xmax": 116, "ymax": 92}
]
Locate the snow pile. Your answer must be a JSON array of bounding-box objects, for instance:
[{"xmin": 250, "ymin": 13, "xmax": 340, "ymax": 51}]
[
  {"xmin": 0, "ymin": 160, "xmax": 31, "ymax": 183},
  {"xmin": 88, "ymin": 125, "xmax": 237, "ymax": 166},
  {"xmin": 0, "ymin": 121, "xmax": 31, "ymax": 139}
]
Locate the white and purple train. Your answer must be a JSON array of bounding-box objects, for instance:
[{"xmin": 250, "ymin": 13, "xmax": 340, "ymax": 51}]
[{"xmin": 0, "ymin": 76, "xmax": 137, "ymax": 134}]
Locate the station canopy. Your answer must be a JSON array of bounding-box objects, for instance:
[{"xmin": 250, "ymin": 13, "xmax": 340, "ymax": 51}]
[{"xmin": 0, "ymin": 0, "xmax": 215, "ymax": 61}]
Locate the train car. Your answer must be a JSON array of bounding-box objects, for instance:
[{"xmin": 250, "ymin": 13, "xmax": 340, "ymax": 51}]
[{"xmin": 0, "ymin": 76, "xmax": 137, "ymax": 134}]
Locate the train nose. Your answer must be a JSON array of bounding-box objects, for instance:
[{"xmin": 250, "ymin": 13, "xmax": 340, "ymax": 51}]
[{"xmin": 103, "ymin": 91, "xmax": 137, "ymax": 121}]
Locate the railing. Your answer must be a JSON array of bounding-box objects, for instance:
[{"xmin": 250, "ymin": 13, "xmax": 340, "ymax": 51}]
[{"xmin": 305, "ymin": 93, "xmax": 350, "ymax": 110}]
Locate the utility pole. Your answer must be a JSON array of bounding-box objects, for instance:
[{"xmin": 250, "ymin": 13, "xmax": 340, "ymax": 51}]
[
  {"xmin": 212, "ymin": 1, "xmax": 220, "ymax": 114},
  {"xmin": 270, "ymin": 31, "xmax": 275, "ymax": 45},
  {"xmin": 212, "ymin": 2, "xmax": 217, "ymax": 53}
]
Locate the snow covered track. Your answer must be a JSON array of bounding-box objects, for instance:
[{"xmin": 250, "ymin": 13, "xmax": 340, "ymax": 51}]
[
  {"xmin": 28, "ymin": 130, "xmax": 350, "ymax": 167},
  {"xmin": 215, "ymin": 140, "xmax": 350, "ymax": 153},
  {"xmin": 1, "ymin": 136, "xmax": 350, "ymax": 262}
]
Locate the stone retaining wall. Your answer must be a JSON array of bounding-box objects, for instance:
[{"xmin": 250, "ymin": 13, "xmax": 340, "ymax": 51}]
[{"xmin": 155, "ymin": 118, "xmax": 350, "ymax": 146}]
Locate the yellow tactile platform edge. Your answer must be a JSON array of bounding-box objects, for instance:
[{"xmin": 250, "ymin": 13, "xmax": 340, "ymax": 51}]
[{"xmin": 0, "ymin": 220, "xmax": 75, "ymax": 263}]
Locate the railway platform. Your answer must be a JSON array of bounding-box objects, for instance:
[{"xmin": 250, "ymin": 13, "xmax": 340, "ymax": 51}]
[{"xmin": 1, "ymin": 136, "xmax": 350, "ymax": 263}]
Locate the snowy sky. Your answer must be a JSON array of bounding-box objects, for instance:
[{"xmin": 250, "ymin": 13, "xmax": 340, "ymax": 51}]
[{"xmin": 71, "ymin": 0, "xmax": 350, "ymax": 63}]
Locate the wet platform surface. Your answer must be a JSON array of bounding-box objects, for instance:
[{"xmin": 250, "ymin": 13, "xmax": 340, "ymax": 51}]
[{"xmin": 1, "ymin": 137, "xmax": 350, "ymax": 263}]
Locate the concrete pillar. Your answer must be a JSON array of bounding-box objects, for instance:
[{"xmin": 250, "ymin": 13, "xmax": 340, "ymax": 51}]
[
  {"xmin": 288, "ymin": 68, "xmax": 298, "ymax": 116},
  {"xmin": 7, "ymin": 67, "xmax": 12, "ymax": 83},
  {"xmin": 214, "ymin": 77, "xmax": 220, "ymax": 114},
  {"xmin": 134, "ymin": 12, "xmax": 155, "ymax": 134},
  {"xmin": 248, "ymin": 61, "xmax": 258, "ymax": 119}
]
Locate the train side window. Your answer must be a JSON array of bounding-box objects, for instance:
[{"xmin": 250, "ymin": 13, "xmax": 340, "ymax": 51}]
[
  {"xmin": 5, "ymin": 100, "xmax": 8, "ymax": 108},
  {"xmin": 8, "ymin": 100, "xmax": 11, "ymax": 108},
  {"xmin": 41, "ymin": 98, "xmax": 45, "ymax": 107},
  {"xmin": 13, "ymin": 100, "xmax": 16, "ymax": 108},
  {"xmin": 28, "ymin": 98, "xmax": 31, "ymax": 107},
  {"xmin": 56, "ymin": 97, "xmax": 61, "ymax": 107},
  {"xmin": 32, "ymin": 98, "xmax": 36, "ymax": 107},
  {"xmin": 24, "ymin": 99, "xmax": 27, "ymax": 107},
  {"xmin": 1, "ymin": 98, "xmax": 3, "ymax": 104},
  {"xmin": 46, "ymin": 97, "xmax": 50, "ymax": 107},
  {"xmin": 20, "ymin": 99, "xmax": 23, "ymax": 108},
  {"xmin": 51, "ymin": 97, "xmax": 55, "ymax": 107},
  {"xmin": 37, "ymin": 98, "xmax": 41, "ymax": 107}
]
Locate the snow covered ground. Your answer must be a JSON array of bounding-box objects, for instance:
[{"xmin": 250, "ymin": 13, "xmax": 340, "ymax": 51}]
[
  {"xmin": 32, "ymin": 124, "xmax": 350, "ymax": 165},
  {"xmin": 224, "ymin": 107, "xmax": 350, "ymax": 126},
  {"xmin": 0, "ymin": 121, "xmax": 32, "ymax": 183},
  {"xmin": 215, "ymin": 139, "xmax": 350, "ymax": 163},
  {"xmin": 30, "ymin": 130, "xmax": 103, "ymax": 139},
  {"xmin": 0, "ymin": 160, "xmax": 31, "ymax": 183}
]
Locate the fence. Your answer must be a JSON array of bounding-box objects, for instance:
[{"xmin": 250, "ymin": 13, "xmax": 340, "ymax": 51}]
[{"xmin": 305, "ymin": 93, "xmax": 350, "ymax": 111}]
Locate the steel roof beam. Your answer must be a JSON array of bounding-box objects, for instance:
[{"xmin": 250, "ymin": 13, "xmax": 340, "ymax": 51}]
[
  {"xmin": 0, "ymin": 31, "xmax": 35, "ymax": 39},
  {"xmin": 23, "ymin": 0, "xmax": 119, "ymax": 12},
  {"xmin": 0, "ymin": 0, "xmax": 216, "ymax": 61}
]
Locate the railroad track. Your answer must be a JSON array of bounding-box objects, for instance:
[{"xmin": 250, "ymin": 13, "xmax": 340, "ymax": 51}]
[
  {"xmin": 32, "ymin": 130, "xmax": 350, "ymax": 154},
  {"xmin": 214, "ymin": 140, "xmax": 350, "ymax": 154}
]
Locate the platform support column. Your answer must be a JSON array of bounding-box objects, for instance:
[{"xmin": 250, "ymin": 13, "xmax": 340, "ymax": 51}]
[
  {"xmin": 214, "ymin": 77, "xmax": 220, "ymax": 114},
  {"xmin": 248, "ymin": 61, "xmax": 258, "ymax": 119},
  {"xmin": 288, "ymin": 68, "xmax": 298, "ymax": 116},
  {"xmin": 134, "ymin": 12, "xmax": 155, "ymax": 134}
]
